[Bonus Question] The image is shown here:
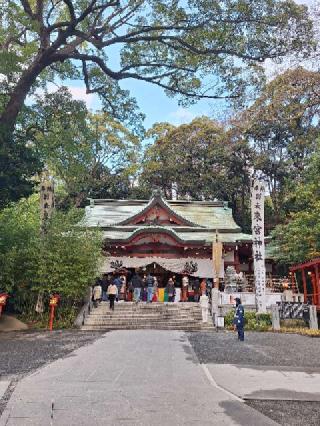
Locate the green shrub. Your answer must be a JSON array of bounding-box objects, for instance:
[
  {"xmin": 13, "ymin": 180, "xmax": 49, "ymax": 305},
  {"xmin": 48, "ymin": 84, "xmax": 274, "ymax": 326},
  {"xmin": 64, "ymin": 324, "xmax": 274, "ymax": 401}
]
[{"xmin": 223, "ymin": 309, "xmax": 272, "ymax": 331}]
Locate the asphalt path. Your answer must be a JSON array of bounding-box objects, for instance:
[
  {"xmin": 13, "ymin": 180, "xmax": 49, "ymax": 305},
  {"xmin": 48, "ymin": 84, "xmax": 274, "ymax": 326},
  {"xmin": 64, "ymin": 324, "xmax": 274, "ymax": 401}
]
[
  {"xmin": 187, "ymin": 331, "xmax": 320, "ymax": 425},
  {"xmin": 1, "ymin": 330, "xmax": 275, "ymax": 426},
  {"xmin": 1, "ymin": 330, "xmax": 320, "ymax": 425}
]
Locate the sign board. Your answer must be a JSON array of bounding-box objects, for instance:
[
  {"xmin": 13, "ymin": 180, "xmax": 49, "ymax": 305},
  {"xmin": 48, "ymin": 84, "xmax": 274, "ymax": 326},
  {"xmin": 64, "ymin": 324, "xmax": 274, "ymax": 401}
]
[
  {"xmin": 251, "ymin": 177, "xmax": 267, "ymax": 313},
  {"xmin": 212, "ymin": 240, "xmax": 223, "ymax": 287}
]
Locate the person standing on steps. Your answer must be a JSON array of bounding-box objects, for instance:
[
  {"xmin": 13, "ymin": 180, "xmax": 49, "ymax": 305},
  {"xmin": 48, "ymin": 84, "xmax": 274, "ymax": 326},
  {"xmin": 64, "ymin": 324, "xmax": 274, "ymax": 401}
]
[
  {"xmin": 200, "ymin": 278, "xmax": 207, "ymax": 296},
  {"xmin": 101, "ymin": 274, "xmax": 109, "ymax": 302},
  {"xmin": 181, "ymin": 274, "xmax": 189, "ymax": 302},
  {"xmin": 193, "ymin": 278, "xmax": 200, "ymax": 302},
  {"xmin": 166, "ymin": 277, "xmax": 175, "ymax": 302},
  {"xmin": 233, "ymin": 297, "xmax": 245, "ymax": 341},
  {"xmin": 113, "ymin": 274, "xmax": 122, "ymax": 302},
  {"xmin": 93, "ymin": 280, "xmax": 102, "ymax": 308},
  {"xmin": 199, "ymin": 293, "xmax": 209, "ymax": 322},
  {"xmin": 132, "ymin": 272, "xmax": 143, "ymax": 303},
  {"xmin": 107, "ymin": 282, "xmax": 118, "ymax": 311},
  {"xmin": 153, "ymin": 276, "xmax": 158, "ymax": 302},
  {"xmin": 146, "ymin": 273, "xmax": 155, "ymax": 303}
]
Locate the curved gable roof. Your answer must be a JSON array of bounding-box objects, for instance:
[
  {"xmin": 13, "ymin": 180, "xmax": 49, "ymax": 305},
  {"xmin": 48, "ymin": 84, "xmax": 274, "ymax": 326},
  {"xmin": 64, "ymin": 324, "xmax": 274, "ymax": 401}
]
[{"xmin": 82, "ymin": 194, "xmax": 241, "ymax": 231}]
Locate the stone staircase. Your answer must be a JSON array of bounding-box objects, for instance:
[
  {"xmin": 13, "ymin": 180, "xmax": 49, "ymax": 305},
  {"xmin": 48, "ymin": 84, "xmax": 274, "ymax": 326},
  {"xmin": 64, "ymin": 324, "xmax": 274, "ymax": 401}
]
[{"xmin": 81, "ymin": 302, "xmax": 214, "ymax": 331}]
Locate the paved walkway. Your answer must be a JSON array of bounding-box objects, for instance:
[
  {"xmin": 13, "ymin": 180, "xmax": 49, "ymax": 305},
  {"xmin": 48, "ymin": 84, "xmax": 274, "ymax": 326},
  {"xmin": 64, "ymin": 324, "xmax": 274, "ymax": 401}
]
[{"xmin": 0, "ymin": 331, "xmax": 276, "ymax": 426}]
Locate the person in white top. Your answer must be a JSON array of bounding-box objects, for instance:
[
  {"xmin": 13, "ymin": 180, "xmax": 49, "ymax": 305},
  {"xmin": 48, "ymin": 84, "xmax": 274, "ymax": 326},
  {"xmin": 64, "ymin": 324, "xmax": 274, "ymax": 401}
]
[
  {"xmin": 181, "ymin": 275, "xmax": 189, "ymax": 302},
  {"xmin": 199, "ymin": 294, "xmax": 209, "ymax": 322},
  {"xmin": 93, "ymin": 282, "xmax": 102, "ymax": 307},
  {"xmin": 107, "ymin": 283, "xmax": 118, "ymax": 311}
]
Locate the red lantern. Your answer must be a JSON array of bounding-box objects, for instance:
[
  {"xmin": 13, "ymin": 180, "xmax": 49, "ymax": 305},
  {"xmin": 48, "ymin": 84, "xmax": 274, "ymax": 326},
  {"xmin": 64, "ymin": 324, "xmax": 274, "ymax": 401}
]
[
  {"xmin": 48, "ymin": 294, "xmax": 60, "ymax": 331},
  {"xmin": 0, "ymin": 293, "xmax": 9, "ymax": 317}
]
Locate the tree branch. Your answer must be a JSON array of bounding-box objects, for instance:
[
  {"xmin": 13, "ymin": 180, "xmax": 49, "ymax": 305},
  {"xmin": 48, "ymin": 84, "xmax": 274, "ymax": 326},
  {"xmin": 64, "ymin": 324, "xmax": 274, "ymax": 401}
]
[{"xmin": 20, "ymin": 0, "xmax": 36, "ymax": 19}]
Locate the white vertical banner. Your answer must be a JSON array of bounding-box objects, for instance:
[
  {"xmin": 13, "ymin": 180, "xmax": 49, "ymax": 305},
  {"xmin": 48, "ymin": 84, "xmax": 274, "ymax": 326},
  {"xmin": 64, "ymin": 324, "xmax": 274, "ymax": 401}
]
[{"xmin": 251, "ymin": 177, "xmax": 267, "ymax": 313}]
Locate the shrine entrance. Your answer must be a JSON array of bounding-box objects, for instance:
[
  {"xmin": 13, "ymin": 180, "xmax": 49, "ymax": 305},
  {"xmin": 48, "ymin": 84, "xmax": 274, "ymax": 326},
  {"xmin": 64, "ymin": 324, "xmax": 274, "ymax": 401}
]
[
  {"xmin": 146, "ymin": 263, "xmax": 184, "ymax": 288},
  {"xmin": 127, "ymin": 263, "xmax": 183, "ymax": 288}
]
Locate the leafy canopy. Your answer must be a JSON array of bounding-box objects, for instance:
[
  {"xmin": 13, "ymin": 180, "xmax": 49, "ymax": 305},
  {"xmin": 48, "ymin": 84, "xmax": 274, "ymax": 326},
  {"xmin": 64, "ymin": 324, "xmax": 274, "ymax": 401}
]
[
  {"xmin": 231, "ymin": 67, "xmax": 320, "ymax": 223},
  {"xmin": 139, "ymin": 117, "xmax": 252, "ymax": 229},
  {"xmin": 271, "ymin": 141, "xmax": 320, "ymax": 264},
  {"xmin": 0, "ymin": 0, "xmax": 313, "ymax": 129},
  {"xmin": 0, "ymin": 194, "xmax": 102, "ymax": 300}
]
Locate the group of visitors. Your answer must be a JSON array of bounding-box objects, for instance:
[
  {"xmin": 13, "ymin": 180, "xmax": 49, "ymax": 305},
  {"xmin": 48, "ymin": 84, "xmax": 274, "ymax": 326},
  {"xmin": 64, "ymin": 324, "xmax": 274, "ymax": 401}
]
[
  {"xmin": 92, "ymin": 271, "xmax": 213, "ymax": 309},
  {"xmin": 92, "ymin": 274, "xmax": 126, "ymax": 310}
]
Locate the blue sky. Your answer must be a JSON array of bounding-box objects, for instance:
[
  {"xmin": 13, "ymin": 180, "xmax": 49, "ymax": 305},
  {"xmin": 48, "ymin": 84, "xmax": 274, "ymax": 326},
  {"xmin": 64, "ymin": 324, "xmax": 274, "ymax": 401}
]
[{"xmin": 65, "ymin": 0, "xmax": 314, "ymax": 130}]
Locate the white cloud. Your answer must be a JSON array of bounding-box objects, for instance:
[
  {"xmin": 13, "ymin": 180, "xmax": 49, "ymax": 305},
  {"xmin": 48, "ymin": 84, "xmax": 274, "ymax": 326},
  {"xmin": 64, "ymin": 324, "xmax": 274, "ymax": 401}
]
[
  {"xmin": 168, "ymin": 107, "xmax": 197, "ymax": 125},
  {"xmin": 67, "ymin": 86, "xmax": 95, "ymax": 108},
  {"xmin": 31, "ymin": 82, "xmax": 96, "ymax": 108}
]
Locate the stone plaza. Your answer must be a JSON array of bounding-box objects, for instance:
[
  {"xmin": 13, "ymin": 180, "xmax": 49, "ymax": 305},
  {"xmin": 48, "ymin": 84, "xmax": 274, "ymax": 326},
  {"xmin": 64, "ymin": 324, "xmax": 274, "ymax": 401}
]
[{"xmin": 1, "ymin": 330, "xmax": 320, "ymax": 425}]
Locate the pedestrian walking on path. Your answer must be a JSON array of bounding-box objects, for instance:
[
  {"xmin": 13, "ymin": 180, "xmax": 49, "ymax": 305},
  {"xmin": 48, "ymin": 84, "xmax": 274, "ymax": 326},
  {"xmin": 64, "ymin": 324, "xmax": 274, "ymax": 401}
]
[
  {"xmin": 233, "ymin": 297, "xmax": 245, "ymax": 341},
  {"xmin": 107, "ymin": 283, "xmax": 118, "ymax": 311}
]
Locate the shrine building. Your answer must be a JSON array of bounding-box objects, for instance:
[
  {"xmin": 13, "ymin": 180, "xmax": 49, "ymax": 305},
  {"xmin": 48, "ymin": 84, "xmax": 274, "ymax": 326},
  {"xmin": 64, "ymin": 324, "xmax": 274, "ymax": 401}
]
[{"xmin": 82, "ymin": 191, "xmax": 276, "ymax": 288}]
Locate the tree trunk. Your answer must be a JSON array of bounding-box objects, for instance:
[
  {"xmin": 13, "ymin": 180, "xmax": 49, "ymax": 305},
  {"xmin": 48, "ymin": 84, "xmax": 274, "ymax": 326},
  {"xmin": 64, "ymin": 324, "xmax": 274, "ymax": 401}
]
[{"xmin": 0, "ymin": 56, "xmax": 52, "ymax": 138}]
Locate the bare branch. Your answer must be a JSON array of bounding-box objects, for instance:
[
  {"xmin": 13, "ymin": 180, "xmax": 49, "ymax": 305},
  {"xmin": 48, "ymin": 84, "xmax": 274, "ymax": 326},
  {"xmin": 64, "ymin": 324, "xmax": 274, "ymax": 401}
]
[{"xmin": 53, "ymin": 51, "xmax": 236, "ymax": 100}]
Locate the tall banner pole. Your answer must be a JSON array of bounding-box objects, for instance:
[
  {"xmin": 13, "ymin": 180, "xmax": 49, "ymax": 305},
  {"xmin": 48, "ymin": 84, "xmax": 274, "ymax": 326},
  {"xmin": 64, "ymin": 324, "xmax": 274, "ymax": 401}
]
[{"xmin": 251, "ymin": 176, "xmax": 267, "ymax": 313}]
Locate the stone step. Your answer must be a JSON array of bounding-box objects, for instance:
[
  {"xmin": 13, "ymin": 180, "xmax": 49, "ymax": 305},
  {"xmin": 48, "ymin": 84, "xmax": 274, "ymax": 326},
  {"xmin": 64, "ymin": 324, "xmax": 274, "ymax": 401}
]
[
  {"xmin": 88, "ymin": 313, "xmax": 202, "ymax": 317},
  {"xmin": 84, "ymin": 320, "xmax": 204, "ymax": 326},
  {"xmin": 94, "ymin": 306, "xmax": 201, "ymax": 312},
  {"xmin": 81, "ymin": 301, "xmax": 212, "ymax": 331},
  {"xmin": 81, "ymin": 324, "xmax": 214, "ymax": 331}
]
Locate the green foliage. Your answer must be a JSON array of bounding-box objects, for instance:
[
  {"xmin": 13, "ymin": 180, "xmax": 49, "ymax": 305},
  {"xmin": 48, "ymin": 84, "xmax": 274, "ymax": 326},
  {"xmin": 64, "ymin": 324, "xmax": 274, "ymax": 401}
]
[
  {"xmin": 0, "ymin": 195, "xmax": 102, "ymax": 314},
  {"xmin": 224, "ymin": 310, "xmax": 272, "ymax": 331},
  {"xmin": 0, "ymin": 133, "xmax": 42, "ymax": 208},
  {"xmin": 0, "ymin": 0, "xmax": 314, "ymax": 206},
  {"xmin": 140, "ymin": 117, "xmax": 252, "ymax": 230},
  {"xmin": 232, "ymin": 67, "xmax": 320, "ymax": 226},
  {"xmin": 271, "ymin": 141, "xmax": 320, "ymax": 264},
  {"xmin": 19, "ymin": 87, "xmax": 142, "ymax": 206},
  {"xmin": 36, "ymin": 208, "xmax": 102, "ymax": 298}
]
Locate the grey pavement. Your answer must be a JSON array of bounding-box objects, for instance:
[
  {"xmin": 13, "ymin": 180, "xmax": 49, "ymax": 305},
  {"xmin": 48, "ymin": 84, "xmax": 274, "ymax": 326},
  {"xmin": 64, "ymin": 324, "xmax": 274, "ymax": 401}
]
[
  {"xmin": 0, "ymin": 331, "xmax": 276, "ymax": 426},
  {"xmin": 0, "ymin": 383, "xmax": 10, "ymax": 401},
  {"xmin": 206, "ymin": 364, "xmax": 320, "ymax": 401}
]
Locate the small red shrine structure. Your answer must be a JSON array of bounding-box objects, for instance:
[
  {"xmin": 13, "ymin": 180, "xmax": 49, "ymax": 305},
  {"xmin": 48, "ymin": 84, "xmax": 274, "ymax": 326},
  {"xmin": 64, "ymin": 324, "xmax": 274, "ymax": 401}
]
[
  {"xmin": 83, "ymin": 192, "xmax": 274, "ymax": 282},
  {"xmin": 289, "ymin": 258, "xmax": 320, "ymax": 310}
]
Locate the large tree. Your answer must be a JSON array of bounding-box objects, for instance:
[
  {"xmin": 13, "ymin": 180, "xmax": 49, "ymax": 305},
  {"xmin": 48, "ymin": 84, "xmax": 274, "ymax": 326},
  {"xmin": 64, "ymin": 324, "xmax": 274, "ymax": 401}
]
[
  {"xmin": 271, "ymin": 140, "xmax": 320, "ymax": 264},
  {"xmin": 28, "ymin": 87, "xmax": 141, "ymax": 205},
  {"xmin": 231, "ymin": 67, "xmax": 320, "ymax": 225},
  {"xmin": 140, "ymin": 117, "xmax": 252, "ymax": 229},
  {"xmin": 0, "ymin": 0, "xmax": 312, "ymax": 135}
]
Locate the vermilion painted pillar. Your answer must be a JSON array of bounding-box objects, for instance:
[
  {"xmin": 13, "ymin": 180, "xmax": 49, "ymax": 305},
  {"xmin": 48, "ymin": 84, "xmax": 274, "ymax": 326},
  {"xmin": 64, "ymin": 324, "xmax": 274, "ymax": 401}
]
[
  {"xmin": 315, "ymin": 264, "xmax": 320, "ymax": 308},
  {"xmin": 310, "ymin": 273, "xmax": 317, "ymax": 306},
  {"xmin": 302, "ymin": 268, "xmax": 307, "ymax": 303}
]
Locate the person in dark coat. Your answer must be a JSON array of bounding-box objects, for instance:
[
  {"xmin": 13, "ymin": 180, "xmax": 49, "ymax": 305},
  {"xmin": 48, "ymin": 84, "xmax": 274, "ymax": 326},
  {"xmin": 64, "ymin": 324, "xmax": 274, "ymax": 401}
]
[
  {"xmin": 166, "ymin": 278, "xmax": 175, "ymax": 302},
  {"xmin": 101, "ymin": 274, "xmax": 110, "ymax": 301},
  {"xmin": 113, "ymin": 275, "xmax": 122, "ymax": 302},
  {"xmin": 193, "ymin": 278, "xmax": 200, "ymax": 302},
  {"xmin": 132, "ymin": 273, "xmax": 143, "ymax": 303},
  {"xmin": 145, "ymin": 273, "xmax": 155, "ymax": 303},
  {"xmin": 233, "ymin": 297, "xmax": 245, "ymax": 341}
]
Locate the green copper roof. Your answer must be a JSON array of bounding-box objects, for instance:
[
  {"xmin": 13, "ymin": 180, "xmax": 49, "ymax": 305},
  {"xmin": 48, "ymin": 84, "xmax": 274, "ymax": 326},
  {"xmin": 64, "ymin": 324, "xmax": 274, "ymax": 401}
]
[
  {"xmin": 101, "ymin": 228, "xmax": 252, "ymax": 244},
  {"xmin": 83, "ymin": 194, "xmax": 241, "ymax": 231}
]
